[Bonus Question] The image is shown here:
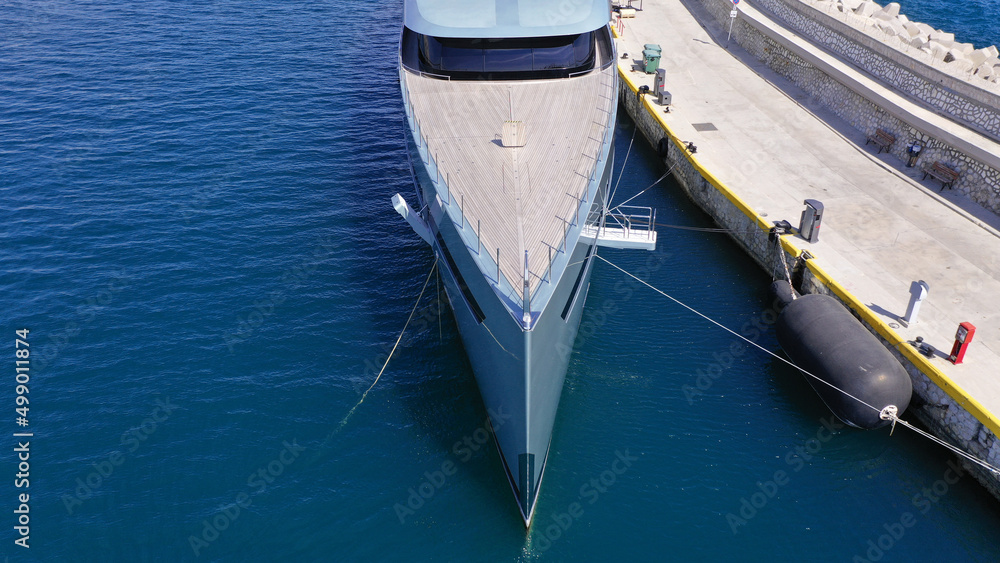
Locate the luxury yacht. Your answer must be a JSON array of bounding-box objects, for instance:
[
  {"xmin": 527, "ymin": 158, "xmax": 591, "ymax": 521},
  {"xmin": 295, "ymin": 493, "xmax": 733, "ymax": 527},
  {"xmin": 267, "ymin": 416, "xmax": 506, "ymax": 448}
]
[{"xmin": 393, "ymin": 0, "xmax": 654, "ymax": 525}]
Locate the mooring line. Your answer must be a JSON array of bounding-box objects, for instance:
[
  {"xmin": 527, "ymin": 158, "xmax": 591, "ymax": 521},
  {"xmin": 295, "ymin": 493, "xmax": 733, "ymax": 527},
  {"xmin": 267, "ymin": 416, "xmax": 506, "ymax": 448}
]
[
  {"xmin": 595, "ymin": 253, "xmax": 880, "ymax": 414},
  {"xmin": 314, "ymin": 256, "xmax": 440, "ymax": 456},
  {"xmin": 611, "ymin": 167, "xmax": 673, "ymax": 210},
  {"xmin": 436, "ymin": 264, "xmax": 442, "ymax": 342},
  {"xmin": 655, "ymin": 222, "xmax": 736, "ymax": 233},
  {"xmin": 775, "ymin": 236, "xmax": 797, "ymax": 300},
  {"xmin": 882, "ymin": 411, "xmax": 1000, "ymax": 475},
  {"xmin": 608, "ymin": 124, "xmax": 638, "ymax": 206},
  {"xmin": 482, "ymin": 321, "xmax": 520, "ymax": 360},
  {"xmin": 596, "ymin": 253, "xmax": 1000, "ymax": 475}
]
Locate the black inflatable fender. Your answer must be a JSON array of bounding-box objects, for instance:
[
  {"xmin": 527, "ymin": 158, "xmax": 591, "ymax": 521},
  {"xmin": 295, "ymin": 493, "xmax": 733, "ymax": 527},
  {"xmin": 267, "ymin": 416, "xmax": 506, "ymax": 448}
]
[{"xmin": 775, "ymin": 292, "xmax": 912, "ymax": 429}]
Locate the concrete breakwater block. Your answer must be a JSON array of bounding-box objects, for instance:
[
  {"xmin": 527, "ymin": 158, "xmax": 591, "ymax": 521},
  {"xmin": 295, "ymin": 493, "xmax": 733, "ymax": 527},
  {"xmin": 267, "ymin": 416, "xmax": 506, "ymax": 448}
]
[
  {"xmin": 930, "ymin": 38, "xmax": 955, "ymax": 50},
  {"xmin": 969, "ymin": 49, "xmax": 991, "ymax": 67},
  {"xmin": 929, "ymin": 30, "xmax": 955, "ymax": 43},
  {"xmin": 929, "ymin": 43, "xmax": 949, "ymax": 61},
  {"xmin": 901, "ymin": 21, "xmax": 922, "ymax": 38},
  {"xmin": 872, "ymin": 9, "xmax": 894, "ymax": 22},
  {"xmin": 819, "ymin": 0, "xmax": 1000, "ymax": 84},
  {"xmin": 854, "ymin": 0, "xmax": 877, "ymax": 17},
  {"xmin": 876, "ymin": 18, "xmax": 905, "ymax": 37},
  {"xmin": 946, "ymin": 58, "xmax": 975, "ymax": 74}
]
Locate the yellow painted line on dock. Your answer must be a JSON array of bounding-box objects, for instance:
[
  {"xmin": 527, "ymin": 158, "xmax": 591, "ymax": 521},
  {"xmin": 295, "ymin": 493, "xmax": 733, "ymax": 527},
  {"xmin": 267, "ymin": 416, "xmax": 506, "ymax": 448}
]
[{"xmin": 618, "ymin": 64, "xmax": 1000, "ymax": 437}]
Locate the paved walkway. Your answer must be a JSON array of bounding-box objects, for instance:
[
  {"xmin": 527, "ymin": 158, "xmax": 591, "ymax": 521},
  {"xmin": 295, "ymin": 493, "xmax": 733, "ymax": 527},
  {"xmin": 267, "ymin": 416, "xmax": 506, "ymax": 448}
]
[{"xmin": 616, "ymin": 0, "xmax": 1000, "ymax": 417}]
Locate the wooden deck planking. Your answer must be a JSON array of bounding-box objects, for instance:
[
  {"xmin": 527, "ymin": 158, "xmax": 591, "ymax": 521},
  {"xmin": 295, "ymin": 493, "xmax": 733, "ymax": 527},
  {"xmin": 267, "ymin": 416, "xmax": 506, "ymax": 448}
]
[{"xmin": 405, "ymin": 65, "xmax": 616, "ymax": 296}]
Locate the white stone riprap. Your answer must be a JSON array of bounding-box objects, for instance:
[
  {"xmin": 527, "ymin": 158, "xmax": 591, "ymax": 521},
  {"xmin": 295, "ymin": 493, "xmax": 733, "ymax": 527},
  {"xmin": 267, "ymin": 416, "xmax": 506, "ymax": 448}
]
[{"xmin": 824, "ymin": 0, "xmax": 1000, "ymax": 87}]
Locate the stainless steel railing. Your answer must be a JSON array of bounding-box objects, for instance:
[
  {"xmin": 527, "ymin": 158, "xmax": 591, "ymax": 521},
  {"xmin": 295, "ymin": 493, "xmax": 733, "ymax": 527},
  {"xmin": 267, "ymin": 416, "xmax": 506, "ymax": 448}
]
[{"xmin": 600, "ymin": 205, "xmax": 657, "ymax": 241}]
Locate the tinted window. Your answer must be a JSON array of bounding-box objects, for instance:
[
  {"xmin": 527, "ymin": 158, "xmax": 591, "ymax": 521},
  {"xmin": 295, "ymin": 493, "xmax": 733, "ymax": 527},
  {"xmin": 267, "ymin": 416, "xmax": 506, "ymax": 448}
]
[
  {"xmin": 596, "ymin": 26, "xmax": 613, "ymax": 65},
  {"xmin": 485, "ymin": 48, "xmax": 533, "ymax": 72},
  {"xmin": 572, "ymin": 33, "xmax": 593, "ymax": 66},
  {"xmin": 420, "ymin": 35, "xmax": 442, "ymax": 66},
  {"xmin": 531, "ymin": 43, "xmax": 576, "ymax": 70},
  {"xmin": 440, "ymin": 39, "xmax": 484, "ymax": 72},
  {"xmin": 400, "ymin": 27, "xmax": 610, "ymax": 80}
]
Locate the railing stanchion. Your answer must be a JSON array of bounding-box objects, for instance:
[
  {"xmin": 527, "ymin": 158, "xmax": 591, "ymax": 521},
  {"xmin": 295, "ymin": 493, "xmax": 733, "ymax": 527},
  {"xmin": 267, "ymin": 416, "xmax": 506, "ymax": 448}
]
[
  {"xmin": 548, "ymin": 246, "xmax": 552, "ymax": 283},
  {"xmin": 522, "ymin": 250, "xmax": 530, "ymax": 325}
]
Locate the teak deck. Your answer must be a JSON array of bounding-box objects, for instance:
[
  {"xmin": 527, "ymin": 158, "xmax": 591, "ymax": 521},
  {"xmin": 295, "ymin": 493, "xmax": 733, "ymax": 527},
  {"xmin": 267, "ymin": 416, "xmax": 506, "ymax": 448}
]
[{"xmin": 403, "ymin": 65, "xmax": 617, "ymax": 294}]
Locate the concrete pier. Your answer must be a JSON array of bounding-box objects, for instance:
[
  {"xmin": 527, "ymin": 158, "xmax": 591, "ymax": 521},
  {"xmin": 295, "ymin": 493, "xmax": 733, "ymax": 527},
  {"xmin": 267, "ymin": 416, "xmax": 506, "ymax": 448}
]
[{"xmin": 613, "ymin": 0, "xmax": 1000, "ymax": 497}]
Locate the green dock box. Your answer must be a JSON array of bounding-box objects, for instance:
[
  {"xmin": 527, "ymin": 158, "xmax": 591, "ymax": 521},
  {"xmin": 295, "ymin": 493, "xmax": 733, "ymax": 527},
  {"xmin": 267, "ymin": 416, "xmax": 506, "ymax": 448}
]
[{"xmin": 642, "ymin": 48, "xmax": 661, "ymax": 74}]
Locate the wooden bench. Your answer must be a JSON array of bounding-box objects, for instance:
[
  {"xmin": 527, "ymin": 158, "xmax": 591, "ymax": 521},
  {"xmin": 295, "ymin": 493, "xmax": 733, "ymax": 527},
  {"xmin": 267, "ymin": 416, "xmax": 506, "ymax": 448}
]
[
  {"xmin": 922, "ymin": 162, "xmax": 960, "ymax": 191},
  {"xmin": 865, "ymin": 128, "xmax": 895, "ymax": 153}
]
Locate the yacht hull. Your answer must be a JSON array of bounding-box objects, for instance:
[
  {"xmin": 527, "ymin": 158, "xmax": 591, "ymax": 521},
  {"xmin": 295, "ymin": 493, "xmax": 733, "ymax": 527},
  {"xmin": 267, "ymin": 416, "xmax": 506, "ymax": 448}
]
[{"xmin": 404, "ymin": 130, "xmax": 613, "ymax": 524}]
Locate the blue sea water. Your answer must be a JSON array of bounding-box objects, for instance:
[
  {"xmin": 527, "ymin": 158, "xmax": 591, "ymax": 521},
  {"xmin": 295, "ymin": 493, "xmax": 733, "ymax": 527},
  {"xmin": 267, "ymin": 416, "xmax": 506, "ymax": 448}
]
[
  {"xmin": 893, "ymin": 0, "xmax": 999, "ymax": 49},
  {"xmin": 2, "ymin": 0, "xmax": 999, "ymax": 561}
]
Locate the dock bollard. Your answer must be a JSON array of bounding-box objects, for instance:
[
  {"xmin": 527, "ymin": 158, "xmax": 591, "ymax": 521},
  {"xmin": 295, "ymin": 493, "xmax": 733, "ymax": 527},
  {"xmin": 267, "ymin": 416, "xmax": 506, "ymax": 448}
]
[
  {"xmin": 900, "ymin": 280, "xmax": 929, "ymax": 327},
  {"xmin": 798, "ymin": 199, "xmax": 824, "ymax": 243}
]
